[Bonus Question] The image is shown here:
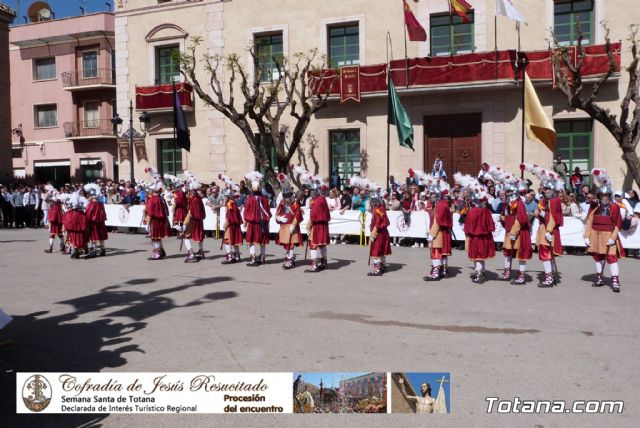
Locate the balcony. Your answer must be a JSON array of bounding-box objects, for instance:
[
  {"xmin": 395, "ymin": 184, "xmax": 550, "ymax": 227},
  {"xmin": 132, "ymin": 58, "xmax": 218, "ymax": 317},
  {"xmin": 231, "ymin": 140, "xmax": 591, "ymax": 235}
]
[
  {"xmin": 61, "ymin": 68, "xmax": 116, "ymax": 91},
  {"xmin": 63, "ymin": 119, "xmax": 117, "ymax": 140},
  {"xmin": 135, "ymin": 82, "xmax": 194, "ymax": 113}
]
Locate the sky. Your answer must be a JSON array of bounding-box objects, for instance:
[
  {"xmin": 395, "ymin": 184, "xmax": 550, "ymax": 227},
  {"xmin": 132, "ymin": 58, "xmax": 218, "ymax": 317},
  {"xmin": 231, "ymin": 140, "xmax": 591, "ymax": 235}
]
[
  {"xmin": 3, "ymin": 1, "xmax": 113, "ymax": 24},
  {"xmin": 293, "ymin": 372, "xmax": 371, "ymax": 389},
  {"xmin": 405, "ymin": 372, "xmax": 451, "ymax": 413}
]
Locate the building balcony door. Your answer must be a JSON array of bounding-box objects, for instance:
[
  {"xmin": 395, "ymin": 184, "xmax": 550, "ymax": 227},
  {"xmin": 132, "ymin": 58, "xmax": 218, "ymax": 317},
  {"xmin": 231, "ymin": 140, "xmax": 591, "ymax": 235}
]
[{"xmin": 424, "ymin": 114, "xmax": 481, "ymax": 179}]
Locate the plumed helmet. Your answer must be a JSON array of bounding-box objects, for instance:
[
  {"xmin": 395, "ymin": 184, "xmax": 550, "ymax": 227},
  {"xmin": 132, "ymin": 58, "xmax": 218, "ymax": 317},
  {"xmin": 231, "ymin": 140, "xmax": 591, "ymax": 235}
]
[
  {"xmin": 523, "ymin": 163, "xmax": 564, "ymax": 192},
  {"xmin": 83, "ymin": 183, "xmax": 100, "ymax": 198},
  {"xmin": 591, "ymin": 168, "xmax": 613, "ymax": 197},
  {"xmin": 244, "ymin": 170, "xmax": 264, "ymax": 193},
  {"xmin": 277, "ymin": 172, "xmax": 293, "ymax": 196}
]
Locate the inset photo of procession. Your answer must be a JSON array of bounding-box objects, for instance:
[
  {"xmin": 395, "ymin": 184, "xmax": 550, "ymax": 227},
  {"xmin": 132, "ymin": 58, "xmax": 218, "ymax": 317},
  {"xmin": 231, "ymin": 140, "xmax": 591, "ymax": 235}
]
[
  {"xmin": 293, "ymin": 372, "xmax": 387, "ymax": 413},
  {"xmin": 391, "ymin": 372, "xmax": 450, "ymax": 414}
]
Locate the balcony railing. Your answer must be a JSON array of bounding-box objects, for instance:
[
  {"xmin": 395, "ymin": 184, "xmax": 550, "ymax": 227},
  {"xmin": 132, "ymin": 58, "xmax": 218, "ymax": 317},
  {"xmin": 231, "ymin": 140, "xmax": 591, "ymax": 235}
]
[
  {"xmin": 64, "ymin": 119, "xmax": 116, "ymax": 139},
  {"xmin": 61, "ymin": 68, "xmax": 115, "ymax": 88}
]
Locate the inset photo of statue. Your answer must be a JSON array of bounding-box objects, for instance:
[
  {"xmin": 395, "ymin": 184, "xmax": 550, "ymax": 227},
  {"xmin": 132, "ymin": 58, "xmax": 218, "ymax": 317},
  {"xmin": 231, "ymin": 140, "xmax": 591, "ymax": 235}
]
[{"xmin": 391, "ymin": 372, "xmax": 450, "ymax": 414}]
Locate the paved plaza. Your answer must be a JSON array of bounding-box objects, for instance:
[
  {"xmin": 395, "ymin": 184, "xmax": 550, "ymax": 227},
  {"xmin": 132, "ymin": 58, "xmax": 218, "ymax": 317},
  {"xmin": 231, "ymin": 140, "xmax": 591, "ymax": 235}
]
[{"xmin": 1, "ymin": 228, "xmax": 638, "ymax": 427}]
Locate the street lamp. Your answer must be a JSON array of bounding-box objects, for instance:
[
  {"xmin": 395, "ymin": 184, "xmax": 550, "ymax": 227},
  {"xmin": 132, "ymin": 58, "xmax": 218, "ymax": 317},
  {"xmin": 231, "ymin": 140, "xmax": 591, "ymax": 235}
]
[{"xmin": 112, "ymin": 99, "xmax": 150, "ymax": 181}]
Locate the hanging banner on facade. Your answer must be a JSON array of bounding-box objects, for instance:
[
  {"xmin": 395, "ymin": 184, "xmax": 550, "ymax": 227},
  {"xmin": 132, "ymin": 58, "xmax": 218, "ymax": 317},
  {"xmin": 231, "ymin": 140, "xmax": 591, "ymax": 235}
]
[
  {"xmin": 340, "ymin": 65, "xmax": 361, "ymax": 103},
  {"xmin": 133, "ymin": 138, "xmax": 148, "ymax": 162},
  {"xmin": 118, "ymin": 140, "xmax": 130, "ymax": 162}
]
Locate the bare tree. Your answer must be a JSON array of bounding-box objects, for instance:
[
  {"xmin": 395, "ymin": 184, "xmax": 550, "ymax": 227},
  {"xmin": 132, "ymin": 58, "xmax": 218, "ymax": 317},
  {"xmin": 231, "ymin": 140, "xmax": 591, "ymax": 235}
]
[
  {"xmin": 180, "ymin": 37, "xmax": 336, "ymax": 188},
  {"xmin": 552, "ymin": 22, "xmax": 640, "ymax": 188}
]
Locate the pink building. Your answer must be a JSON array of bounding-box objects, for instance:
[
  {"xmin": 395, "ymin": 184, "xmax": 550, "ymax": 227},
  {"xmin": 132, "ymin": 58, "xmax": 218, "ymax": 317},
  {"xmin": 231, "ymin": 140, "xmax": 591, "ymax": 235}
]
[{"xmin": 10, "ymin": 12, "xmax": 116, "ymax": 186}]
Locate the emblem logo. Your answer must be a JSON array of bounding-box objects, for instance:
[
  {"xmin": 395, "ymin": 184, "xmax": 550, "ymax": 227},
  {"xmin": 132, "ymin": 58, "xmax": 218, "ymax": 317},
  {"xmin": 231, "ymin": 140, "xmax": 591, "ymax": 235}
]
[
  {"xmin": 118, "ymin": 206, "xmax": 130, "ymax": 223},
  {"xmin": 22, "ymin": 374, "xmax": 52, "ymax": 412}
]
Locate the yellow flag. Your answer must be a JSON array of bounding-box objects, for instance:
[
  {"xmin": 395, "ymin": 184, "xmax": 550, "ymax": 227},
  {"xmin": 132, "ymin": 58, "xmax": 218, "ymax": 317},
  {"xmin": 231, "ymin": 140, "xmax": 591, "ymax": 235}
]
[{"xmin": 524, "ymin": 72, "xmax": 557, "ymax": 152}]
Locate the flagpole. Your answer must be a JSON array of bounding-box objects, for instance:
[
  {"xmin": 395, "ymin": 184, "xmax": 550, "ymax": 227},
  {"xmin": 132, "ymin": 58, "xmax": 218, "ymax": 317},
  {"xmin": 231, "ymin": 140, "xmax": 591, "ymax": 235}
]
[
  {"xmin": 449, "ymin": 1, "xmax": 453, "ymax": 56},
  {"xmin": 519, "ymin": 25, "xmax": 526, "ymax": 179},
  {"xmin": 494, "ymin": 15, "xmax": 499, "ymax": 80},
  {"xmin": 172, "ymin": 80, "xmax": 178, "ymax": 149},
  {"xmin": 386, "ymin": 31, "xmax": 393, "ymax": 192},
  {"xmin": 404, "ymin": 21, "xmax": 409, "ymax": 88}
]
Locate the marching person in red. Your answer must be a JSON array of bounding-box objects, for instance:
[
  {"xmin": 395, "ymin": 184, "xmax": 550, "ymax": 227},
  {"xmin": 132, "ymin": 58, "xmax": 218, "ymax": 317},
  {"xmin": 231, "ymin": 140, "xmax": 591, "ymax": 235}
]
[
  {"xmin": 243, "ymin": 171, "xmax": 271, "ymax": 266},
  {"xmin": 275, "ymin": 173, "xmax": 304, "ymax": 269},
  {"xmin": 423, "ymin": 177, "xmax": 453, "ymax": 281},
  {"xmin": 84, "ymin": 183, "xmax": 108, "ymax": 257},
  {"xmin": 456, "ymin": 173, "xmax": 495, "ymax": 284},
  {"xmin": 182, "ymin": 174, "xmax": 206, "ymax": 263},
  {"xmin": 144, "ymin": 169, "xmax": 172, "ymax": 260},
  {"xmin": 584, "ymin": 168, "xmax": 625, "ymax": 292},
  {"xmin": 219, "ymin": 174, "xmax": 243, "ymax": 264},
  {"xmin": 172, "ymin": 180, "xmax": 188, "ymax": 237},
  {"xmin": 63, "ymin": 192, "xmax": 88, "ymax": 260},
  {"xmin": 368, "ymin": 194, "xmax": 391, "ymax": 276},
  {"xmin": 293, "ymin": 165, "xmax": 330, "ymax": 273},
  {"xmin": 526, "ymin": 164, "xmax": 564, "ymax": 287},
  {"xmin": 43, "ymin": 185, "xmax": 64, "ymax": 253}
]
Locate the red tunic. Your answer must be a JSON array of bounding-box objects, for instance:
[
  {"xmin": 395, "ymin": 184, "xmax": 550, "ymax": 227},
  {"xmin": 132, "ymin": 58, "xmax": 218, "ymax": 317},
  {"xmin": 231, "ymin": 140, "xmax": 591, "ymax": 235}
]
[
  {"xmin": 503, "ymin": 199, "xmax": 532, "ymax": 260},
  {"xmin": 85, "ymin": 200, "xmax": 108, "ymax": 241},
  {"xmin": 187, "ymin": 195, "xmax": 206, "ymax": 242},
  {"xmin": 63, "ymin": 209, "xmax": 87, "ymax": 249},
  {"xmin": 48, "ymin": 202, "xmax": 64, "ymax": 235},
  {"xmin": 173, "ymin": 190, "xmax": 188, "ymax": 223},
  {"xmin": 431, "ymin": 200, "xmax": 453, "ymax": 255},
  {"xmin": 370, "ymin": 206, "xmax": 391, "ymax": 257},
  {"xmin": 587, "ymin": 203, "xmax": 626, "ymax": 257},
  {"xmin": 309, "ymin": 195, "xmax": 330, "ymax": 248},
  {"xmin": 243, "ymin": 194, "xmax": 271, "ymax": 245},
  {"xmin": 146, "ymin": 194, "xmax": 171, "ymax": 240},
  {"xmin": 224, "ymin": 199, "xmax": 243, "ymax": 245},
  {"xmin": 275, "ymin": 200, "xmax": 304, "ymax": 248},
  {"xmin": 464, "ymin": 206, "xmax": 496, "ymax": 260}
]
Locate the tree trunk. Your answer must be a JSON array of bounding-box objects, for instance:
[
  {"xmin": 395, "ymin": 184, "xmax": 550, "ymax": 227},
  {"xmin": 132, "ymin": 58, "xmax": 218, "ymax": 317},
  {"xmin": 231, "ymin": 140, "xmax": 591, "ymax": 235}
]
[{"xmin": 621, "ymin": 148, "xmax": 640, "ymax": 189}]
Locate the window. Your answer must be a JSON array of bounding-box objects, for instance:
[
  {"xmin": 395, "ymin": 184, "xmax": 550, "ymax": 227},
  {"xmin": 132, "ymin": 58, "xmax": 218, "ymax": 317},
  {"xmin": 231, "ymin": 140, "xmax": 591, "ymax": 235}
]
[
  {"xmin": 80, "ymin": 160, "xmax": 102, "ymax": 182},
  {"xmin": 33, "ymin": 57, "xmax": 56, "ymax": 81},
  {"xmin": 82, "ymin": 51, "xmax": 98, "ymax": 78},
  {"xmin": 555, "ymin": 119, "xmax": 592, "ymax": 182},
  {"xmin": 34, "ymin": 104, "xmax": 58, "ymax": 128},
  {"xmin": 158, "ymin": 139, "xmax": 182, "ymax": 176},
  {"xmin": 430, "ymin": 12, "xmax": 474, "ymax": 56},
  {"xmin": 554, "ymin": 0, "xmax": 593, "ymax": 46},
  {"xmin": 330, "ymin": 130, "xmax": 360, "ymax": 178},
  {"xmin": 156, "ymin": 45, "xmax": 180, "ymax": 84},
  {"xmin": 328, "ymin": 24, "xmax": 359, "ymax": 68},
  {"xmin": 255, "ymin": 33, "xmax": 283, "ymax": 82},
  {"xmin": 84, "ymin": 102, "xmax": 100, "ymax": 128}
]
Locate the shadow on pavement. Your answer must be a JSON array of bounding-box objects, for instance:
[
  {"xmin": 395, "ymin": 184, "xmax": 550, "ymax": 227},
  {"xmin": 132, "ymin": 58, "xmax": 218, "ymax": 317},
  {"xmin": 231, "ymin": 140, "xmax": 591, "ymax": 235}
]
[{"xmin": 0, "ymin": 275, "xmax": 236, "ymax": 426}]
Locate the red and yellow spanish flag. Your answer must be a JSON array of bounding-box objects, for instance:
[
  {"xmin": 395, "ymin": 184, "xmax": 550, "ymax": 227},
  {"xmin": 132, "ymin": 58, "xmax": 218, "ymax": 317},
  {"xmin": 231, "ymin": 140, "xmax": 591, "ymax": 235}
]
[
  {"xmin": 403, "ymin": 0, "xmax": 427, "ymax": 41},
  {"xmin": 449, "ymin": 0, "xmax": 473, "ymax": 23}
]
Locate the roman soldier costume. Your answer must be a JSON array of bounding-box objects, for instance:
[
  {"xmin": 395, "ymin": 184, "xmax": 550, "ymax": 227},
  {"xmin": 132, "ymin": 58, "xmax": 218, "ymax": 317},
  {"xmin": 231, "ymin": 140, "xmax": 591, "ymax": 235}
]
[
  {"xmin": 182, "ymin": 171, "xmax": 206, "ymax": 263},
  {"xmin": 63, "ymin": 192, "xmax": 88, "ymax": 259},
  {"xmin": 456, "ymin": 173, "xmax": 495, "ymax": 284},
  {"xmin": 219, "ymin": 174, "xmax": 243, "ymax": 264},
  {"xmin": 525, "ymin": 164, "xmax": 564, "ymax": 287},
  {"xmin": 367, "ymin": 193, "xmax": 391, "ymax": 277},
  {"xmin": 275, "ymin": 173, "xmax": 304, "ymax": 269},
  {"xmin": 243, "ymin": 171, "xmax": 271, "ymax": 266},
  {"xmin": 172, "ymin": 181, "xmax": 188, "ymax": 236},
  {"xmin": 489, "ymin": 166, "xmax": 532, "ymax": 285},
  {"xmin": 584, "ymin": 168, "xmax": 625, "ymax": 292},
  {"xmin": 294, "ymin": 165, "xmax": 330, "ymax": 272},
  {"xmin": 84, "ymin": 183, "xmax": 108, "ymax": 257},
  {"xmin": 43, "ymin": 185, "xmax": 65, "ymax": 253},
  {"xmin": 144, "ymin": 168, "xmax": 172, "ymax": 260}
]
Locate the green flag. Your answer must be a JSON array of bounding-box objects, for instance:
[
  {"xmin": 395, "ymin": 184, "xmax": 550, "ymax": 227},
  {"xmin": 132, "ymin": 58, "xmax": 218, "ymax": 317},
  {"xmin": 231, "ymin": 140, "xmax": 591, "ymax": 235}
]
[{"xmin": 387, "ymin": 74, "xmax": 414, "ymax": 151}]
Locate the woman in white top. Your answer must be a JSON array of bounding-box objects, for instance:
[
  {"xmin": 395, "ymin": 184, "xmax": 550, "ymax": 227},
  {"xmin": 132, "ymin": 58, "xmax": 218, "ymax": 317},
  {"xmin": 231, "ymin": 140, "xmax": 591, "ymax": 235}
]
[
  {"xmin": 568, "ymin": 192, "xmax": 587, "ymax": 221},
  {"xmin": 327, "ymin": 188, "xmax": 341, "ymax": 244}
]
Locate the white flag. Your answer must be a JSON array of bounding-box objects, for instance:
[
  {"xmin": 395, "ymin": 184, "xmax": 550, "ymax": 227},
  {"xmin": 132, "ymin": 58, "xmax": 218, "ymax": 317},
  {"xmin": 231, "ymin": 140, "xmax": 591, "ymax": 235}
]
[
  {"xmin": 495, "ymin": 0, "xmax": 526, "ymax": 22},
  {"xmin": 434, "ymin": 382, "xmax": 448, "ymax": 414}
]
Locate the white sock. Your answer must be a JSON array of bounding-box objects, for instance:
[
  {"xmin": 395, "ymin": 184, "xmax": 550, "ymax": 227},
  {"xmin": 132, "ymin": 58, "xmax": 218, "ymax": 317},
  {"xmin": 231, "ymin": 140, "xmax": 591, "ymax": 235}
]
[
  {"xmin": 260, "ymin": 245, "xmax": 266, "ymax": 257},
  {"xmin": 198, "ymin": 241, "xmax": 204, "ymax": 251},
  {"xmin": 99, "ymin": 240, "xmax": 104, "ymax": 249},
  {"xmin": 433, "ymin": 259, "xmax": 442, "ymax": 267},
  {"xmin": 474, "ymin": 261, "xmax": 483, "ymax": 271},
  {"xmin": 609, "ymin": 262, "xmax": 619, "ymax": 276},
  {"xmin": 287, "ymin": 249, "xmax": 294, "ymax": 258},
  {"xmin": 373, "ymin": 258, "xmax": 380, "ymax": 264},
  {"xmin": 504, "ymin": 257, "xmax": 512, "ymax": 270},
  {"xmin": 320, "ymin": 247, "xmax": 327, "ymax": 258},
  {"xmin": 543, "ymin": 260, "xmax": 552, "ymax": 274},
  {"xmin": 310, "ymin": 249, "xmax": 318, "ymax": 260},
  {"xmin": 225, "ymin": 244, "xmax": 232, "ymax": 253},
  {"xmin": 234, "ymin": 245, "xmax": 240, "ymax": 254},
  {"xmin": 153, "ymin": 241, "xmax": 160, "ymax": 250},
  {"xmin": 595, "ymin": 261, "xmax": 603, "ymax": 274},
  {"xmin": 249, "ymin": 245, "xmax": 256, "ymax": 256},
  {"xmin": 442, "ymin": 256, "xmax": 448, "ymax": 266},
  {"xmin": 49, "ymin": 237, "xmax": 53, "ymax": 246},
  {"xmin": 184, "ymin": 240, "xmax": 192, "ymax": 251},
  {"xmin": 519, "ymin": 261, "xmax": 526, "ymax": 273}
]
